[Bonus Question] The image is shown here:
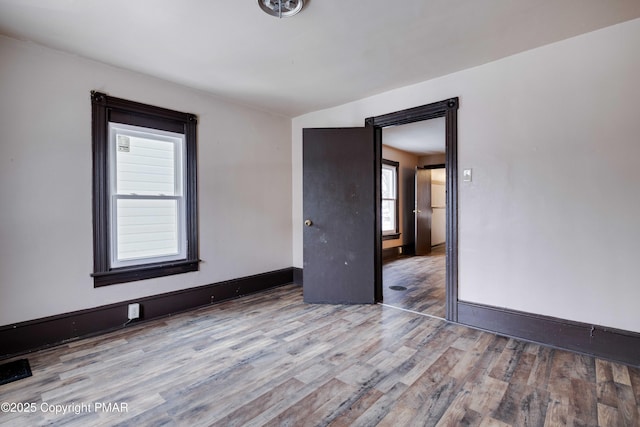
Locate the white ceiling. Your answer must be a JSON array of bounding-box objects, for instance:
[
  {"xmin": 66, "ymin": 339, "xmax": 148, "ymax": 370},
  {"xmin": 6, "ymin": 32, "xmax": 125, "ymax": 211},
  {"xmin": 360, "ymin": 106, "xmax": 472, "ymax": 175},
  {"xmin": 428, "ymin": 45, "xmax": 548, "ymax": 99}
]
[
  {"xmin": 383, "ymin": 118, "xmax": 445, "ymax": 156},
  {"xmin": 1, "ymin": 1, "xmax": 639, "ymax": 117}
]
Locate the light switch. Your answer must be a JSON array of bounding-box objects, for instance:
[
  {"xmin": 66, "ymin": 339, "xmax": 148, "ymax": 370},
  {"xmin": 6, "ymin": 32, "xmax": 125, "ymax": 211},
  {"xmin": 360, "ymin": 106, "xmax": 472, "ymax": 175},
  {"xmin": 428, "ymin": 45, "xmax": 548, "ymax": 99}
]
[{"xmin": 463, "ymin": 168, "xmax": 472, "ymax": 182}]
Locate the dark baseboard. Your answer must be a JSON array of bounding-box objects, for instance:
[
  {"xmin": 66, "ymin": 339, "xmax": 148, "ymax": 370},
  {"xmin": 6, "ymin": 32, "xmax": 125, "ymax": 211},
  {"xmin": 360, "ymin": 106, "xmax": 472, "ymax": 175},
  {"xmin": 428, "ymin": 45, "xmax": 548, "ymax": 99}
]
[
  {"xmin": 382, "ymin": 245, "xmax": 420, "ymax": 260},
  {"xmin": 401, "ymin": 244, "xmax": 415, "ymax": 256},
  {"xmin": 0, "ymin": 268, "xmax": 294, "ymax": 359},
  {"xmin": 7, "ymin": 268, "xmax": 637, "ymax": 367},
  {"xmin": 293, "ymin": 267, "xmax": 303, "ymax": 286},
  {"xmin": 458, "ymin": 301, "xmax": 640, "ymax": 368},
  {"xmin": 382, "ymin": 247, "xmax": 401, "ymax": 260}
]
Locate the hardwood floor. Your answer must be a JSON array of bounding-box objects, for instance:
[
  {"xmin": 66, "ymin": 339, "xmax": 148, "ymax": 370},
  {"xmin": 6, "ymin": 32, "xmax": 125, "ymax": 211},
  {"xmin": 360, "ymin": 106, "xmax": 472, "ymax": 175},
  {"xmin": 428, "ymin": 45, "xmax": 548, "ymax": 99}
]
[
  {"xmin": 383, "ymin": 245, "xmax": 446, "ymax": 318},
  {"xmin": 1, "ymin": 285, "xmax": 639, "ymax": 426}
]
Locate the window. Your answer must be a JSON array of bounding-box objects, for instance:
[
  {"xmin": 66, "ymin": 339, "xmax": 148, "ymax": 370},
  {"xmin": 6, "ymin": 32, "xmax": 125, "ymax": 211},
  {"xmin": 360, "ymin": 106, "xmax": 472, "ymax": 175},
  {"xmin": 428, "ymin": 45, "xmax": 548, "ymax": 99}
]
[
  {"xmin": 109, "ymin": 123, "xmax": 186, "ymax": 267},
  {"xmin": 91, "ymin": 92, "xmax": 199, "ymax": 287},
  {"xmin": 382, "ymin": 159, "xmax": 399, "ymax": 239}
]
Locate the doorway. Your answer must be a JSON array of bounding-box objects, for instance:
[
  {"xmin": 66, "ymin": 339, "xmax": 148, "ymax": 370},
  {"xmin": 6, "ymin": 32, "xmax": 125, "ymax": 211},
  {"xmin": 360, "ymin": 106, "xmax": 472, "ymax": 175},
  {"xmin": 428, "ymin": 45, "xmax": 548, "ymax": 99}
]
[
  {"xmin": 366, "ymin": 98, "xmax": 459, "ymax": 321},
  {"xmin": 379, "ymin": 118, "xmax": 447, "ymax": 318},
  {"xmin": 301, "ymin": 98, "xmax": 458, "ymax": 320}
]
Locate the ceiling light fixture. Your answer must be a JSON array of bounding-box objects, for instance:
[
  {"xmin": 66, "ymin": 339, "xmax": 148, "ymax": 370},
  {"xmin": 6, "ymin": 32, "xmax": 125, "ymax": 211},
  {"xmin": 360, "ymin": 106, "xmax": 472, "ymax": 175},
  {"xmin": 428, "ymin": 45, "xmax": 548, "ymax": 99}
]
[{"xmin": 258, "ymin": 0, "xmax": 304, "ymax": 18}]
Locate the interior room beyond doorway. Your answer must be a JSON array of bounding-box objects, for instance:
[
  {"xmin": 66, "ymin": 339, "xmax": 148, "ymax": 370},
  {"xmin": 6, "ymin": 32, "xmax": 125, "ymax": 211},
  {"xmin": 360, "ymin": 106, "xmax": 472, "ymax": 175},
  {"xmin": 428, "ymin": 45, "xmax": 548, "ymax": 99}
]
[{"xmin": 380, "ymin": 117, "xmax": 446, "ymax": 318}]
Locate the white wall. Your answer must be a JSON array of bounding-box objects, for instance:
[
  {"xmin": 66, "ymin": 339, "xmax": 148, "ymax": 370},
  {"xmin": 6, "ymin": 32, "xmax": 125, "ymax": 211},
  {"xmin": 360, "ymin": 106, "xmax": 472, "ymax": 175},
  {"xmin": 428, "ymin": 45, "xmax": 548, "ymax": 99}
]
[
  {"xmin": 292, "ymin": 18, "xmax": 640, "ymax": 332},
  {"xmin": 0, "ymin": 35, "xmax": 292, "ymax": 325}
]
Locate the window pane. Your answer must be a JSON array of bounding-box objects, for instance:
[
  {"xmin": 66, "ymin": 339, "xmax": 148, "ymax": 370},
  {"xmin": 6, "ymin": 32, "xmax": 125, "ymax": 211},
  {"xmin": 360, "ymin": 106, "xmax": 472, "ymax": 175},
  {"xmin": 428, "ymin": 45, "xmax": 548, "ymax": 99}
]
[
  {"xmin": 116, "ymin": 135, "xmax": 178, "ymax": 196},
  {"xmin": 382, "ymin": 199, "xmax": 396, "ymax": 232},
  {"xmin": 116, "ymin": 199, "xmax": 179, "ymax": 261},
  {"xmin": 382, "ymin": 168, "xmax": 394, "ymax": 199}
]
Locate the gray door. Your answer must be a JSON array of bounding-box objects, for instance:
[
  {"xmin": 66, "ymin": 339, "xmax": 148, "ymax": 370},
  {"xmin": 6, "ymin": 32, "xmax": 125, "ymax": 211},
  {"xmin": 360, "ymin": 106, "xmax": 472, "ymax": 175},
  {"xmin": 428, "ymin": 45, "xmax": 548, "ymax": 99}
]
[
  {"xmin": 302, "ymin": 127, "xmax": 379, "ymax": 304},
  {"xmin": 415, "ymin": 168, "xmax": 432, "ymax": 255}
]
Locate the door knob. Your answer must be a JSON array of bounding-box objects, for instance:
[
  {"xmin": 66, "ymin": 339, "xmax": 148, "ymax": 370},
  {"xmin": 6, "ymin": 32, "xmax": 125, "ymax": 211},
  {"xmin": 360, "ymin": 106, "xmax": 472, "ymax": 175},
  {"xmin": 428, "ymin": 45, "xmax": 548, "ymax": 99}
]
[{"xmin": 304, "ymin": 219, "xmax": 313, "ymax": 227}]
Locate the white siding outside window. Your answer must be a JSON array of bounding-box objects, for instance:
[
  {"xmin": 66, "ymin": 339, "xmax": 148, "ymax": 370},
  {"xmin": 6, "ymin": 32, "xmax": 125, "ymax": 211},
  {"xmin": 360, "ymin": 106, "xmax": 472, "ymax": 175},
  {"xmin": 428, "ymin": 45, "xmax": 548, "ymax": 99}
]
[{"xmin": 108, "ymin": 123, "xmax": 186, "ymax": 267}]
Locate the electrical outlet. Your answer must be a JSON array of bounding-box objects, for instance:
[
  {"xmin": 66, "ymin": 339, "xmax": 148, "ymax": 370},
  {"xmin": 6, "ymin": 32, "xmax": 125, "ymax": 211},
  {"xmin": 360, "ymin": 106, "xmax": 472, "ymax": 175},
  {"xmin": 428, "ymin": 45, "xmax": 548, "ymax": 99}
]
[{"xmin": 127, "ymin": 303, "xmax": 140, "ymax": 320}]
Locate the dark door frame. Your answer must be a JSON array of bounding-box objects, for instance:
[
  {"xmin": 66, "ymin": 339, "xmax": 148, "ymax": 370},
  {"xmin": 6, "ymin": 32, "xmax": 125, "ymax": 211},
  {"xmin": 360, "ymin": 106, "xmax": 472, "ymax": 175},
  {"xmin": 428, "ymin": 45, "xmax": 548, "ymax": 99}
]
[{"xmin": 365, "ymin": 97, "xmax": 459, "ymax": 321}]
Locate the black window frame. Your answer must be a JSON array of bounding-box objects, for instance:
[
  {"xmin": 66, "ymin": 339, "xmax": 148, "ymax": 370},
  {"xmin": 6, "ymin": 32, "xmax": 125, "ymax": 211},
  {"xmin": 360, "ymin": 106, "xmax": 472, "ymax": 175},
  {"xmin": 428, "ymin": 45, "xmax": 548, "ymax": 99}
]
[
  {"xmin": 90, "ymin": 91, "xmax": 199, "ymax": 287},
  {"xmin": 381, "ymin": 158, "xmax": 400, "ymax": 240}
]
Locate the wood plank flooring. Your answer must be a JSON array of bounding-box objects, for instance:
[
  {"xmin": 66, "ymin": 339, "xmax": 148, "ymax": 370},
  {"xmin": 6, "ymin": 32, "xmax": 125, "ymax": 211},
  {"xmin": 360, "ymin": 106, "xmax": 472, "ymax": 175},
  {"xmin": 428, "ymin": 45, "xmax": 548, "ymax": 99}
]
[
  {"xmin": 1, "ymin": 285, "xmax": 639, "ymax": 426},
  {"xmin": 383, "ymin": 245, "xmax": 446, "ymax": 318}
]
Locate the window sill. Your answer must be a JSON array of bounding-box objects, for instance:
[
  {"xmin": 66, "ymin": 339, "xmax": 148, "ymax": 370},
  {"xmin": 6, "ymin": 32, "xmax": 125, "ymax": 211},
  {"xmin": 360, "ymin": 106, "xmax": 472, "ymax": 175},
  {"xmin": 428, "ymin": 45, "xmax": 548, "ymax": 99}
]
[
  {"xmin": 382, "ymin": 233, "xmax": 401, "ymax": 241},
  {"xmin": 92, "ymin": 259, "xmax": 200, "ymax": 287}
]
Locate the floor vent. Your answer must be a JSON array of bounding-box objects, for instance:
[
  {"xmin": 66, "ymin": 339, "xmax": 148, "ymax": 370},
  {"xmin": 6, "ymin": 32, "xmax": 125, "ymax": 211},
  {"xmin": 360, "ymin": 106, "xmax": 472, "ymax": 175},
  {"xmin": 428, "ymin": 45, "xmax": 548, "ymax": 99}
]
[{"xmin": 0, "ymin": 359, "xmax": 32, "ymax": 386}]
